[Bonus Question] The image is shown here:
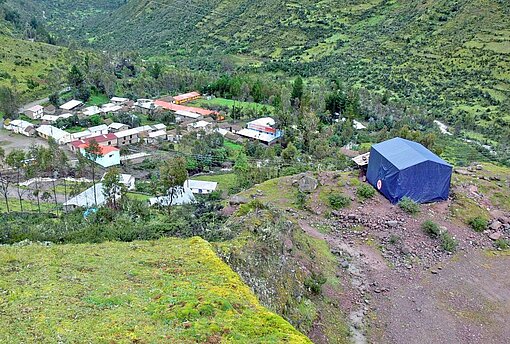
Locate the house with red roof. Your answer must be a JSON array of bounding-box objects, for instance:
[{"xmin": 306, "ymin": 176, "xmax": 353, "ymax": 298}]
[
  {"xmin": 78, "ymin": 144, "xmax": 120, "ymax": 168},
  {"xmin": 68, "ymin": 133, "xmax": 118, "ymax": 152},
  {"xmin": 155, "ymin": 100, "xmax": 218, "ymax": 117}
]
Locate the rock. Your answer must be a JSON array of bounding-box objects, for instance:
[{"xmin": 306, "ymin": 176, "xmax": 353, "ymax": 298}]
[
  {"xmin": 489, "ymin": 221, "xmax": 503, "ymax": 231},
  {"xmin": 476, "ymin": 164, "xmax": 483, "ymax": 170},
  {"xmin": 341, "ymin": 260, "xmax": 350, "ymax": 269},
  {"xmin": 298, "ymin": 175, "xmax": 319, "ymax": 193},
  {"xmin": 348, "ymin": 214, "xmax": 359, "ymax": 220},
  {"xmin": 489, "ymin": 232, "xmax": 503, "ymax": 241},
  {"xmin": 431, "ymin": 270, "xmax": 438, "ymax": 274},
  {"xmin": 498, "ymin": 216, "xmax": 510, "ymax": 225},
  {"xmin": 454, "ymin": 169, "xmax": 469, "ymax": 175},
  {"xmin": 386, "ymin": 220, "xmax": 398, "ymax": 228},
  {"xmin": 229, "ymin": 195, "xmax": 249, "ymax": 205}
]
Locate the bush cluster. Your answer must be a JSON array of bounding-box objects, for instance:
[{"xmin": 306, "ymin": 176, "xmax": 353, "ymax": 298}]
[
  {"xmin": 422, "ymin": 220, "xmax": 441, "ymax": 238},
  {"xmin": 440, "ymin": 231, "xmax": 458, "ymax": 252},
  {"xmin": 469, "ymin": 216, "xmax": 488, "ymax": 232},
  {"xmin": 328, "ymin": 193, "xmax": 351, "ymax": 210},
  {"xmin": 398, "ymin": 197, "xmax": 420, "ymax": 214},
  {"xmin": 356, "ymin": 184, "xmax": 375, "ymax": 200}
]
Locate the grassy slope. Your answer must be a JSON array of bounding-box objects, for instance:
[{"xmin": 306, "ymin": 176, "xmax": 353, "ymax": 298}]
[
  {"xmin": 71, "ymin": 0, "xmax": 509, "ymax": 141},
  {"xmin": 0, "ymin": 35, "xmax": 68, "ymax": 100},
  {"xmin": 0, "ymin": 237, "xmax": 310, "ymax": 343}
]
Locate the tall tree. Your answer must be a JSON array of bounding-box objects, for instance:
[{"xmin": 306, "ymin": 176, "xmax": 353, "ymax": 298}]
[
  {"xmin": 160, "ymin": 157, "xmax": 188, "ymax": 213},
  {"xmin": 291, "ymin": 76, "xmax": 304, "ymax": 103},
  {"xmin": 68, "ymin": 64, "xmax": 84, "ymax": 88},
  {"xmin": 0, "ymin": 147, "xmax": 10, "ymax": 212},
  {"xmin": 84, "ymin": 140, "xmax": 103, "ymax": 207},
  {"xmin": 6, "ymin": 149, "xmax": 26, "ymax": 212},
  {"xmin": 102, "ymin": 167, "xmax": 124, "ymax": 209},
  {"xmin": 0, "ymin": 86, "xmax": 19, "ymax": 119}
]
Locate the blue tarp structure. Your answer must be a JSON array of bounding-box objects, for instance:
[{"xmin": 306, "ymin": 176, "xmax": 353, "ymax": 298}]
[{"xmin": 366, "ymin": 137, "xmax": 452, "ymax": 204}]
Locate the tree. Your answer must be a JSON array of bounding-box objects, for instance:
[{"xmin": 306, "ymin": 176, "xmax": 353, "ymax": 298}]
[
  {"xmin": 233, "ymin": 151, "xmax": 250, "ymax": 187},
  {"xmin": 68, "ymin": 64, "xmax": 84, "ymax": 88},
  {"xmin": 282, "ymin": 142, "xmax": 298, "ymax": 162},
  {"xmin": 291, "ymin": 76, "xmax": 304, "ymax": 103},
  {"xmin": 0, "ymin": 86, "xmax": 19, "ymax": 118},
  {"xmin": 102, "ymin": 167, "xmax": 124, "ymax": 209},
  {"xmin": 49, "ymin": 92, "xmax": 60, "ymax": 107},
  {"xmin": 160, "ymin": 157, "xmax": 188, "ymax": 213},
  {"xmin": 150, "ymin": 62, "xmax": 162, "ymax": 79},
  {"xmin": 6, "ymin": 149, "xmax": 26, "ymax": 212},
  {"xmin": 0, "ymin": 147, "xmax": 10, "ymax": 212},
  {"xmin": 84, "ymin": 140, "xmax": 103, "ymax": 207}
]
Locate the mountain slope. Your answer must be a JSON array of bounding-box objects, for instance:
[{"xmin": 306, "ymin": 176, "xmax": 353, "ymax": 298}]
[{"xmin": 77, "ymin": 0, "xmax": 510, "ymax": 142}]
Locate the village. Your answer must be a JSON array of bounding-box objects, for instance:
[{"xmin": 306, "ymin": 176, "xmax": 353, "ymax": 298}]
[{"xmin": 1, "ymin": 91, "xmax": 284, "ymax": 209}]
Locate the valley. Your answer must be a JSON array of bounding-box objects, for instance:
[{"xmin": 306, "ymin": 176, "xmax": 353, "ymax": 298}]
[{"xmin": 0, "ymin": 0, "xmax": 509, "ymax": 343}]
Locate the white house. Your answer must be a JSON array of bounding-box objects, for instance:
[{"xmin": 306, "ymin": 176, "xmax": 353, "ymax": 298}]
[
  {"xmin": 184, "ymin": 180, "xmax": 218, "ymax": 194},
  {"xmin": 237, "ymin": 117, "xmax": 282, "ymax": 145},
  {"xmin": 41, "ymin": 113, "xmax": 73, "ymax": 123},
  {"xmin": 108, "ymin": 122, "xmax": 129, "ymax": 133},
  {"xmin": 88, "ymin": 124, "xmax": 109, "ymax": 135},
  {"xmin": 187, "ymin": 120, "xmax": 212, "ymax": 132},
  {"xmin": 5, "ymin": 120, "xmax": 35, "ymax": 136},
  {"xmin": 64, "ymin": 183, "xmax": 106, "ymax": 209},
  {"xmin": 111, "ymin": 97, "xmax": 129, "ymax": 104},
  {"xmin": 148, "ymin": 186, "xmax": 196, "ymax": 206},
  {"xmin": 24, "ymin": 105, "xmax": 44, "ymax": 119},
  {"xmin": 101, "ymin": 103, "xmax": 123, "ymax": 113},
  {"xmin": 82, "ymin": 106, "xmax": 102, "ymax": 117},
  {"xmin": 60, "ymin": 100, "xmax": 83, "ymax": 111},
  {"xmin": 144, "ymin": 130, "xmax": 168, "ymax": 144},
  {"xmin": 36, "ymin": 125, "xmax": 71, "ymax": 144},
  {"xmin": 101, "ymin": 173, "xmax": 136, "ymax": 190},
  {"xmin": 79, "ymin": 145, "xmax": 121, "ymax": 168}
]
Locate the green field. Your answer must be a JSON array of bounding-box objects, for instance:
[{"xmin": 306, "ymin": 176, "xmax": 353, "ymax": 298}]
[
  {"xmin": 191, "ymin": 173, "xmax": 237, "ymax": 192},
  {"xmin": 126, "ymin": 192, "xmax": 152, "ymax": 201},
  {"xmin": 0, "ymin": 237, "xmax": 310, "ymax": 343},
  {"xmin": 0, "ymin": 198, "xmax": 55, "ymax": 213},
  {"xmin": 189, "ymin": 97, "xmax": 274, "ymax": 113},
  {"xmin": 86, "ymin": 93, "xmax": 109, "ymax": 106}
]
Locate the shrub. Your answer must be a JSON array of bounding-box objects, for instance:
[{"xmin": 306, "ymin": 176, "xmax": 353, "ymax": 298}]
[
  {"xmin": 398, "ymin": 197, "xmax": 420, "ymax": 214},
  {"xmin": 237, "ymin": 199, "xmax": 266, "ymax": 216},
  {"xmin": 356, "ymin": 184, "xmax": 375, "ymax": 200},
  {"xmin": 328, "ymin": 193, "xmax": 351, "ymax": 209},
  {"xmin": 296, "ymin": 191, "xmax": 308, "ymax": 209},
  {"xmin": 494, "ymin": 239, "xmax": 509, "ymax": 250},
  {"xmin": 469, "ymin": 216, "xmax": 488, "ymax": 232},
  {"xmin": 304, "ymin": 272, "xmax": 327, "ymax": 294},
  {"xmin": 422, "ymin": 220, "xmax": 440, "ymax": 238},
  {"xmin": 440, "ymin": 231, "xmax": 458, "ymax": 252}
]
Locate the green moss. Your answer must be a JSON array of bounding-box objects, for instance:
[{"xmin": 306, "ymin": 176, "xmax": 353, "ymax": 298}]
[{"xmin": 0, "ymin": 238, "xmax": 311, "ymax": 343}]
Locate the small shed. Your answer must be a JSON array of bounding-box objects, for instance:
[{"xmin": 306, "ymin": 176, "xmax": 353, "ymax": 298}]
[{"xmin": 366, "ymin": 137, "xmax": 452, "ymax": 204}]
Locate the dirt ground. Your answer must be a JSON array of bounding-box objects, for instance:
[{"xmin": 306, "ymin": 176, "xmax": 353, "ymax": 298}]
[
  {"xmin": 370, "ymin": 250, "xmax": 510, "ymax": 344},
  {"xmin": 259, "ymin": 169, "xmax": 510, "ymax": 344},
  {"xmin": 0, "ymin": 129, "xmax": 48, "ymax": 153}
]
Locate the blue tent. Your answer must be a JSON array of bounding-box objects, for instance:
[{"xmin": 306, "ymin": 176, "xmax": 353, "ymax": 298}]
[{"xmin": 366, "ymin": 137, "xmax": 452, "ymax": 204}]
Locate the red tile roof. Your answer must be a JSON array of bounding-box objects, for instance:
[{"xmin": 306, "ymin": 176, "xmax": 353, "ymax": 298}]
[
  {"xmin": 77, "ymin": 144, "xmax": 119, "ymax": 154},
  {"xmin": 173, "ymin": 91, "xmax": 200, "ymax": 102},
  {"xmin": 155, "ymin": 100, "xmax": 217, "ymax": 116},
  {"xmin": 70, "ymin": 133, "xmax": 117, "ymax": 148}
]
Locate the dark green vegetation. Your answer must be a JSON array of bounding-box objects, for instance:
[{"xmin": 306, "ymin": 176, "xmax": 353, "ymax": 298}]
[
  {"xmin": 398, "ymin": 196, "xmax": 420, "ymax": 214},
  {"xmin": 13, "ymin": 0, "xmax": 507, "ymax": 145},
  {"xmin": 422, "ymin": 219, "xmax": 441, "ymax": 238},
  {"xmin": 469, "ymin": 216, "xmax": 489, "ymax": 232},
  {"xmin": 0, "ymin": 237, "xmax": 310, "ymax": 343}
]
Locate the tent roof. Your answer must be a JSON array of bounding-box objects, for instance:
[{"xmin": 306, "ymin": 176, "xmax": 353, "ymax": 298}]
[{"xmin": 371, "ymin": 137, "xmax": 451, "ymax": 170}]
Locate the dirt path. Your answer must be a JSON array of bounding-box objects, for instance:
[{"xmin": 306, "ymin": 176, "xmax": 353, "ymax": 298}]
[{"xmin": 372, "ymin": 251, "xmax": 510, "ymax": 344}]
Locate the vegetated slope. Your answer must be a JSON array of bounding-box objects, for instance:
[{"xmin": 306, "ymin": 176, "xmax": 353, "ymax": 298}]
[
  {"xmin": 0, "ymin": 35, "xmax": 68, "ymax": 99},
  {"xmin": 81, "ymin": 0, "xmax": 510, "ymax": 142},
  {"xmin": 0, "ymin": 237, "xmax": 310, "ymax": 343}
]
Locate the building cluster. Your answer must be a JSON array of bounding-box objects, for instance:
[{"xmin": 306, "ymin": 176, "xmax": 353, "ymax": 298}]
[{"xmin": 8, "ymin": 92, "xmax": 284, "ymax": 169}]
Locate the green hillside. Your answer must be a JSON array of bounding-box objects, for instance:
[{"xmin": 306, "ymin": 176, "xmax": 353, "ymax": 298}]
[
  {"xmin": 0, "ymin": 35, "xmax": 68, "ymax": 99},
  {"xmin": 66, "ymin": 0, "xmax": 510, "ymax": 142},
  {"xmin": 0, "ymin": 237, "xmax": 310, "ymax": 343}
]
